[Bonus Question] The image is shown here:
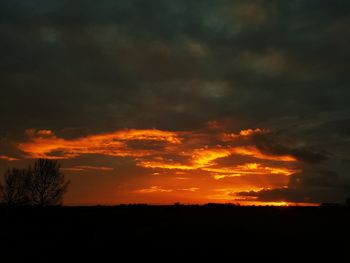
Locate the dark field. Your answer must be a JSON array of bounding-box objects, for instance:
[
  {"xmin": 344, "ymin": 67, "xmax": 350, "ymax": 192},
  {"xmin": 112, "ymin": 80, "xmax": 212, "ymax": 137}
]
[{"xmin": 1, "ymin": 205, "xmax": 349, "ymax": 259}]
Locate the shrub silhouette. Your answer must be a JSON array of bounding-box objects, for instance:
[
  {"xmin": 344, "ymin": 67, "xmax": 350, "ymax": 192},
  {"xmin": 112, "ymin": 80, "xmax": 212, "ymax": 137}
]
[
  {"xmin": 0, "ymin": 159, "xmax": 70, "ymax": 206},
  {"xmin": 0, "ymin": 168, "xmax": 31, "ymax": 206}
]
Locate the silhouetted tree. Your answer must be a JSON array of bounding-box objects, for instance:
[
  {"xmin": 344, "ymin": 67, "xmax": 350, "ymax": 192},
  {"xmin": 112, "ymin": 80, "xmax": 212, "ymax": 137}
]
[
  {"xmin": 0, "ymin": 168, "xmax": 30, "ymax": 206},
  {"xmin": 28, "ymin": 159, "xmax": 70, "ymax": 206}
]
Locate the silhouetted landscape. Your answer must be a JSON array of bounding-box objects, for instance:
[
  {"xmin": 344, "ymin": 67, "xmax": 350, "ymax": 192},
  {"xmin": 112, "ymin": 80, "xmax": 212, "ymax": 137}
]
[{"xmin": 1, "ymin": 204, "xmax": 350, "ymax": 260}]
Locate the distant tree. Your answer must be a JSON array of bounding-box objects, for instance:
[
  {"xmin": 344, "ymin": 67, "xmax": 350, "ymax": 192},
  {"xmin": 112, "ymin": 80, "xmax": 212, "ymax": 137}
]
[
  {"xmin": 28, "ymin": 159, "xmax": 70, "ymax": 206},
  {"xmin": 0, "ymin": 168, "xmax": 30, "ymax": 206}
]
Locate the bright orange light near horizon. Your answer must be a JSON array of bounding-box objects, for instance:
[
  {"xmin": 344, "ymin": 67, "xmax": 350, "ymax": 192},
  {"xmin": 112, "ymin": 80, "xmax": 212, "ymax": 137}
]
[
  {"xmin": 235, "ymin": 201, "xmax": 319, "ymax": 207},
  {"xmin": 270, "ymin": 201, "xmax": 288, "ymax": 206},
  {"xmin": 11, "ymin": 127, "xmax": 305, "ymax": 205}
]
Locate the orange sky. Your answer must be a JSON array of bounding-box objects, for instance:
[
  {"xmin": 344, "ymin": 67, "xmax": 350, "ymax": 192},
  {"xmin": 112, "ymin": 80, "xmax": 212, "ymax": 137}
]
[{"xmin": 0, "ymin": 126, "xmax": 304, "ymax": 205}]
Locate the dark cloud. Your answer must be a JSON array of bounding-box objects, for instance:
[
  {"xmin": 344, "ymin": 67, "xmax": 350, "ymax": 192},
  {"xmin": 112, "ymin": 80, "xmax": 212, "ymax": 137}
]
[
  {"xmin": 1, "ymin": 0, "xmax": 350, "ymax": 133},
  {"xmin": 236, "ymin": 165, "xmax": 350, "ymax": 204},
  {"xmin": 252, "ymin": 133, "xmax": 329, "ymax": 163},
  {"xmin": 236, "ymin": 184, "xmax": 350, "ymax": 204},
  {"xmin": 240, "ymin": 122, "xmax": 350, "ymax": 203},
  {"xmin": 236, "ymin": 187, "xmax": 307, "ymax": 203}
]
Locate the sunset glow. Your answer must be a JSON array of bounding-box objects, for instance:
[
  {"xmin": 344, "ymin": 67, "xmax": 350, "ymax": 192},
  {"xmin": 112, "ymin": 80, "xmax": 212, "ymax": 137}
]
[
  {"xmin": 1, "ymin": 0, "xmax": 346, "ymax": 207},
  {"xmin": 5, "ymin": 127, "xmax": 301, "ymax": 205}
]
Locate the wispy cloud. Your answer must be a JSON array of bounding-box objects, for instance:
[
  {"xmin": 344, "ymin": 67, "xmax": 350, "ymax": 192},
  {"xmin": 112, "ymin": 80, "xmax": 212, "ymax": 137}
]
[
  {"xmin": 62, "ymin": 166, "xmax": 114, "ymax": 172},
  {"xmin": 0, "ymin": 155, "xmax": 19, "ymax": 161},
  {"xmin": 134, "ymin": 186, "xmax": 174, "ymax": 194}
]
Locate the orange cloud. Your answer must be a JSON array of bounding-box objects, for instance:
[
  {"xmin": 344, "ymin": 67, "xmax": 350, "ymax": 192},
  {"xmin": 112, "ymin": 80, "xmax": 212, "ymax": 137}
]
[
  {"xmin": 190, "ymin": 146, "xmax": 296, "ymax": 165},
  {"xmin": 239, "ymin": 128, "xmax": 264, "ymax": 137},
  {"xmin": 137, "ymin": 161, "xmax": 195, "ymax": 170},
  {"xmin": 0, "ymin": 155, "xmax": 19, "ymax": 161},
  {"xmin": 36, "ymin": 129, "xmax": 55, "ymax": 136},
  {"xmin": 179, "ymin": 187, "xmax": 200, "ymax": 192},
  {"xmin": 16, "ymin": 127, "xmax": 300, "ymax": 205},
  {"xmin": 231, "ymin": 146, "xmax": 297, "ymax": 162},
  {"xmin": 209, "ymin": 163, "xmax": 296, "ymax": 180},
  {"xmin": 134, "ymin": 186, "xmax": 174, "ymax": 194},
  {"xmin": 191, "ymin": 147, "xmax": 231, "ymax": 166},
  {"xmin": 220, "ymin": 128, "xmax": 266, "ymax": 141},
  {"xmin": 134, "ymin": 186, "xmax": 200, "ymax": 195},
  {"xmin": 17, "ymin": 129, "xmax": 297, "ymax": 180},
  {"xmin": 62, "ymin": 166, "xmax": 114, "ymax": 172},
  {"xmin": 18, "ymin": 129, "xmax": 181, "ymax": 159}
]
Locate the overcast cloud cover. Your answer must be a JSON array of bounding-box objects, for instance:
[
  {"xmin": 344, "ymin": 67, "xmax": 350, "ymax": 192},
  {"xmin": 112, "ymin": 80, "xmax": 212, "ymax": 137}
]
[{"xmin": 1, "ymin": 0, "xmax": 350, "ymax": 204}]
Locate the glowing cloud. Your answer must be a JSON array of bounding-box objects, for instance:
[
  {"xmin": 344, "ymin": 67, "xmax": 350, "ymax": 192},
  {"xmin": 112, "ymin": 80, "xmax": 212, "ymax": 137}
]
[
  {"xmin": 0, "ymin": 155, "xmax": 19, "ymax": 161},
  {"xmin": 179, "ymin": 187, "xmax": 200, "ymax": 192},
  {"xmin": 230, "ymin": 146, "xmax": 297, "ymax": 162},
  {"xmin": 221, "ymin": 128, "xmax": 266, "ymax": 141},
  {"xmin": 15, "ymin": 127, "xmax": 299, "ymax": 205},
  {"xmin": 134, "ymin": 186, "xmax": 174, "ymax": 193},
  {"xmin": 137, "ymin": 161, "xmax": 195, "ymax": 170},
  {"xmin": 209, "ymin": 163, "xmax": 295, "ymax": 179},
  {"xmin": 191, "ymin": 147, "xmax": 232, "ymax": 166},
  {"xmin": 62, "ymin": 166, "xmax": 114, "ymax": 172},
  {"xmin": 18, "ymin": 129, "xmax": 181, "ymax": 159},
  {"xmin": 17, "ymin": 128, "xmax": 298, "ymax": 181}
]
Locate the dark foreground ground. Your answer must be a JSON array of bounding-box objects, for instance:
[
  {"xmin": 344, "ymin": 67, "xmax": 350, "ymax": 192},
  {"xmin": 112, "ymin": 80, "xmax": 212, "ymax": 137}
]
[{"xmin": 1, "ymin": 205, "xmax": 350, "ymax": 260}]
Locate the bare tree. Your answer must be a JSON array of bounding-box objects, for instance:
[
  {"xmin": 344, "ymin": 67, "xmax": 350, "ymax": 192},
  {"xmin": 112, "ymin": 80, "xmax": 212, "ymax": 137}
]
[
  {"xmin": 0, "ymin": 168, "xmax": 30, "ymax": 206},
  {"xmin": 28, "ymin": 159, "xmax": 70, "ymax": 206}
]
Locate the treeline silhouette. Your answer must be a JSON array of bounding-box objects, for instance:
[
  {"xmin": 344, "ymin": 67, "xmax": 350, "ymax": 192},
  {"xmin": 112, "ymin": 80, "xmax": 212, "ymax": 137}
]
[{"xmin": 0, "ymin": 159, "xmax": 70, "ymax": 206}]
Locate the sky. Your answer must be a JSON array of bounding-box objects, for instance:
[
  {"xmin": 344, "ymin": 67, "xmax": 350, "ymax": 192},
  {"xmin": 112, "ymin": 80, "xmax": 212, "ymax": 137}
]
[{"xmin": 1, "ymin": 0, "xmax": 350, "ymax": 205}]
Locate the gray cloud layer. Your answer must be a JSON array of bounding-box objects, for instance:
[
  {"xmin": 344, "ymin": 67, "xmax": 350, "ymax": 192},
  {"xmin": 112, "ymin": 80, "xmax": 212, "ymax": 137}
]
[{"xmin": 1, "ymin": 0, "xmax": 350, "ymax": 203}]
